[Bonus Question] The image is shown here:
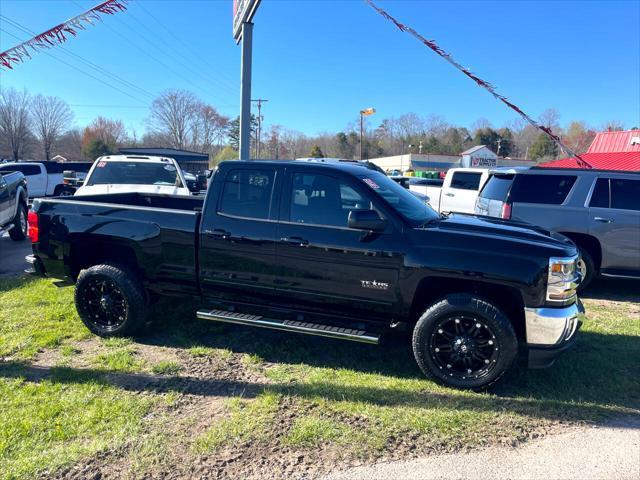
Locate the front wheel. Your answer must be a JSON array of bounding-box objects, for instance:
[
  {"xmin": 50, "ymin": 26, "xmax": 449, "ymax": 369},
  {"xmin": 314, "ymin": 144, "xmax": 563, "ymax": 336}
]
[
  {"xmin": 412, "ymin": 294, "xmax": 518, "ymax": 390},
  {"xmin": 75, "ymin": 264, "xmax": 148, "ymax": 337},
  {"xmin": 576, "ymin": 247, "xmax": 595, "ymax": 293},
  {"xmin": 9, "ymin": 203, "xmax": 28, "ymax": 241}
]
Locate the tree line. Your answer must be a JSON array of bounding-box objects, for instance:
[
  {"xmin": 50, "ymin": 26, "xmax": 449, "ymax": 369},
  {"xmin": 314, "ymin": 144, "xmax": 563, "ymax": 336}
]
[{"xmin": 0, "ymin": 87, "xmax": 630, "ymax": 165}]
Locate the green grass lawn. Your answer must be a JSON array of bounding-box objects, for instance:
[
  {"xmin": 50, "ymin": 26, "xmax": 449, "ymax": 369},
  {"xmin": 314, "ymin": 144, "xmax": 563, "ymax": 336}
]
[{"xmin": 0, "ymin": 276, "xmax": 638, "ymax": 479}]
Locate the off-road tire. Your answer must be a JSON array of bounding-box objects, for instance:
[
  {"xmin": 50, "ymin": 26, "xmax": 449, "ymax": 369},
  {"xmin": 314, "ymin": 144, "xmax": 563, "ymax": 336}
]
[
  {"xmin": 412, "ymin": 294, "xmax": 518, "ymax": 390},
  {"xmin": 9, "ymin": 202, "xmax": 28, "ymax": 241},
  {"xmin": 576, "ymin": 247, "xmax": 595, "ymax": 293},
  {"xmin": 75, "ymin": 263, "xmax": 148, "ymax": 337}
]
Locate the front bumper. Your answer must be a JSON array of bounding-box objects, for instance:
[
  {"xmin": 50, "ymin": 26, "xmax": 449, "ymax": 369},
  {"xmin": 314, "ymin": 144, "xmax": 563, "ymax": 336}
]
[{"xmin": 525, "ymin": 299, "xmax": 584, "ymax": 369}]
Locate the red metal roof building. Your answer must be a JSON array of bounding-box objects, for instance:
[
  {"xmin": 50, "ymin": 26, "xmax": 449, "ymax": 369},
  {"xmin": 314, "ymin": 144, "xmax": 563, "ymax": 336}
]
[{"xmin": 541, "ymin": 129, "xmax": 640, "ymax": 171}]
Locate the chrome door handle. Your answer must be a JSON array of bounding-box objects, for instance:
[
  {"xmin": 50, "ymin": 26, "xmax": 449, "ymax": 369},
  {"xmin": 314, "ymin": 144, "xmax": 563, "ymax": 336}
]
[
  {"xmin": 205, "ymin": 229, "xmax": 231, "ymax": 239},
  {"xmin": 594, "ymin": 217, "xmax": 614, "ymax": 223},
  {"xmin": 445, "ymin": 193, "xmax": 455, "ymax": 197},
  {"xmin": 280, "ymin": 236, "xmax": 309, "ymax": 247}
]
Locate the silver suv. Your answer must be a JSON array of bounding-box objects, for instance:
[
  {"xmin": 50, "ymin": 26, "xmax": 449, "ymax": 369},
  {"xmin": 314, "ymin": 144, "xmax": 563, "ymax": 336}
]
[{"xmin": 475, "ymin": 167, "xmax": 640, "ymax": 289}]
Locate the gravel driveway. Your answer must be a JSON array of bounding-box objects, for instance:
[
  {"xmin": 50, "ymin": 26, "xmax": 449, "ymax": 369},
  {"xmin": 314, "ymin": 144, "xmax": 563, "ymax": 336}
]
[{"xmin": 325, "ymin": 416, "xmax": 640, "ymax": 480}]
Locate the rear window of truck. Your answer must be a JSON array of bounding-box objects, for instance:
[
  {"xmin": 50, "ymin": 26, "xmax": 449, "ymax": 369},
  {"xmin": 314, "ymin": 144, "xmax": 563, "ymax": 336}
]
[
  {"xmin": 219, "ymin": 169, "xmax": 275, "ymax": 220},
  {"xmin": 509, "ymin": 174, "xmax": 576, "ymax": 205},
  {"xmin": 479, "ymin": 174, "xmax": 514, "ymax": 200},
  {"xmin": 450, "ymin": 172, "xmax": 482, "ymax": 191},
  {"xmin": 0, "ymin": 165, "xmax": 40, "ymax": 176}
]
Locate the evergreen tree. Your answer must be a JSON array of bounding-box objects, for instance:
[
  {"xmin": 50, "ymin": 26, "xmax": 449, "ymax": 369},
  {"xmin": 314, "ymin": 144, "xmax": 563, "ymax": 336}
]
[
  {"xmin": 529, "ymin": 133, "xmax": 558, "ymax": 160},
  {"xmin": 309, "ymin": 145, "xmax": 325, "ymax": 158}
]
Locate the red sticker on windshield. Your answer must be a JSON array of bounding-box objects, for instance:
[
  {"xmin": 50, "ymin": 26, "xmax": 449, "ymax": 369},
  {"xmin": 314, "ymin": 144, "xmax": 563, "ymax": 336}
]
[
  {"xmin": 363, "ymin": 178, "xmax": 379, "ymax": 189},
  {"xmin": 96, "ymin": 161, "xmax": 106, "ymax": 168}
]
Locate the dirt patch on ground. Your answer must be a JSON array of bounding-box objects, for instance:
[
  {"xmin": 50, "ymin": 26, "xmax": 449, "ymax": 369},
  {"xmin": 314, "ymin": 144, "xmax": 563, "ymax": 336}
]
[{"xmin": 30, "ymin": 290, "xmax": 638, "ymax": 480}]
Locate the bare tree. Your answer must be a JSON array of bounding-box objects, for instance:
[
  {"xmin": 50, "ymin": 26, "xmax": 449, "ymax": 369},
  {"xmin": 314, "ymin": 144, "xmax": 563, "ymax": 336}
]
[
  {"xmin": 148, "ymin": 89, "xmax": 198, "ymax": 149},
  {"xmin": 538, "ymin": 108, "xmax": 561, "ymax": 131},
  {"xmin": 82, "ymin": 116, "xmax": 128, "ymax": 150},
  {"xmin": 193, "ymin": 103, "xmax": 229, "ymax": 153},
  {"xmin": 601, "ymin": 120, "xmax": 625, "ymax": 132},
  {"xmin": 0, "ymin": 88, "xmax": 32, "ymax": 161},
  {"xmin": 31, "ymin": 94, "xmax": 74, "ymax": 160}
]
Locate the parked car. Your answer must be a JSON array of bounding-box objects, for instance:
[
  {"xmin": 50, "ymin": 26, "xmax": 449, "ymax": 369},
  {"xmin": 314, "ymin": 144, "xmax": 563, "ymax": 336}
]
[
  {"xmin": 74, "ymin": 155, "xmax": 191, "ymax": 197},
  {"xmin": 475, "ymin": 167, "xmax": 640, "ymax": 288},
  {"xmin": 0, "ymin": 161, "xmax": 91, "ymax": 197},
  {"xmin": 28, "ymin": 160, "xmax": 583, "ymax": 390},
  {"xmin": 436, "ymin": 168, "xmax": 491, "ymax": 214},
  {"xmin": 409, "ymin": 177, "xmax": 444, "ymax": 209},
  {"xmin": 0, "ymin": 171, "xmax": 28, "ymax": 240}
]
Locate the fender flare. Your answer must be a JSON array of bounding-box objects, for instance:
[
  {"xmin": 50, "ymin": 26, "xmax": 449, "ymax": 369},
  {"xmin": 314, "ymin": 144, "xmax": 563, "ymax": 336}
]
[{"xmin": 13, "ymin": 185, "xmax": 28, "ymax": 218}]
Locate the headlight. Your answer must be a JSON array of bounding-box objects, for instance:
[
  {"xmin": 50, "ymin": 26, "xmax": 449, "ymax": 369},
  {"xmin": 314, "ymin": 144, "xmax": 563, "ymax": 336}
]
[{"xmin": 547, "ymin": 255, "xmax": 580, "ymax": 302}]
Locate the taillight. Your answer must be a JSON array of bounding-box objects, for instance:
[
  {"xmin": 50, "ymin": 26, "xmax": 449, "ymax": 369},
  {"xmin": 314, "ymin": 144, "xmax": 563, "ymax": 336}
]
[
  {"xmin": 501, "ymin": 202, "xmax": 512, "ymax": 220},
  {"xmin": 28, "ymin": 210, "xmax": 39, "ymax": 243}
]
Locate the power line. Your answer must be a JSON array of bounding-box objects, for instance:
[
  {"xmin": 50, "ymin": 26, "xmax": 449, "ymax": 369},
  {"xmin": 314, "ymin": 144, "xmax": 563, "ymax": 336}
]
[
  {"xmin": 0, "ymin": 15, "xmax": 157, "ymax": 101},
  {"xmin": 123, "ymin": 2, "xmax": 238, "ymax": 96},
  {"xmin": 70, "ymin": 104, "xmax": 149, "ymax": 108},
  {"xmin": 0, "ymin": 28, "xmax": 149, "ymax": 106},
  {"xmin": 70, "ymin": 0, "xmax": 234, "ymax": 104},
  {"xmin": 134, "ymin": 0, "xmax": 238, "ymax": 89}
]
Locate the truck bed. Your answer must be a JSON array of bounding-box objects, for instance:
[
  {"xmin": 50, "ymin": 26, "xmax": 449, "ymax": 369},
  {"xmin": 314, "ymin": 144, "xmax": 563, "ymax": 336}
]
[{"xmin": 32, "ymin": 192, "xmax": 203, "ymax": 296}]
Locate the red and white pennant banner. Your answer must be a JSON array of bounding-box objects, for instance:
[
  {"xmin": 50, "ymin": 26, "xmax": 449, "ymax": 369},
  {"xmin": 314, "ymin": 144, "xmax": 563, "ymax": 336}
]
[
  {"xmin": 0, "ymin": 0, "xmax": 128, "ymax": 70},
  {"xmin": 365, "ymin": 0, "xmax": 592, "ymax": 168}
]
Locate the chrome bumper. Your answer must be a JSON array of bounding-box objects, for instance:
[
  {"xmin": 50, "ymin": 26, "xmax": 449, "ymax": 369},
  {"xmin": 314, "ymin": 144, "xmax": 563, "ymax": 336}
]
[{"xmin": 525, "ymin": 299, "xmax": 584, "ymax": 346}]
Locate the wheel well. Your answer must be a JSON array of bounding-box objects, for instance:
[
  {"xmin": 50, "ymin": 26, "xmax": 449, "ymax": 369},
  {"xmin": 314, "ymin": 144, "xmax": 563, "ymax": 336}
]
[
  {"xmin": 68, "ymin": 241, "xmax": 139, "ymax": 280},
  {"xmin": 410, "ymin": 277, "xmax": 526, "ymax": 340},
  {"xmin": 559, "ymin": 232, "xmax": 601, "ymax": 270}
]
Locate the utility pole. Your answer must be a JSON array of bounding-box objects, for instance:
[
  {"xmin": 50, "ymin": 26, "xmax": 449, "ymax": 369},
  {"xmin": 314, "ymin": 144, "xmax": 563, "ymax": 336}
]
[{"xmin": 252, "ymin": 98, "xmax": 268, "ymax": 159}]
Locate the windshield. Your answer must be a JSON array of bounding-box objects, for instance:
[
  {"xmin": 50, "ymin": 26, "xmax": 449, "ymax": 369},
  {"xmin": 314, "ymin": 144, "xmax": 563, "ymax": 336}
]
[
  {"xmin": 86, "ymin": 161, "xmax": 183, "ymax": 187},
  {"xmin": 359, "ymin": 171, "xmax": 440, "ymax": 226}
]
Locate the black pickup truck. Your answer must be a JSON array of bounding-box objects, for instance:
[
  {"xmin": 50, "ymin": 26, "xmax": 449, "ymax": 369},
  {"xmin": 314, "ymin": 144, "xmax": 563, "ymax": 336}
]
[{"xmin": 28, "ymin": 160, "xmax": 584, "ymax": 389}]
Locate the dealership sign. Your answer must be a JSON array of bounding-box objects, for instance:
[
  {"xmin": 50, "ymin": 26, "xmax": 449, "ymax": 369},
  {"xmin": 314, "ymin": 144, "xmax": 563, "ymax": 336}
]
[
  {"xmin": 233, "ymin": 0, "xmax": 261, "ymax": 42},
  {"xmin": 471, "ymin": 157, "xmax": 497, "ymax": 167}
]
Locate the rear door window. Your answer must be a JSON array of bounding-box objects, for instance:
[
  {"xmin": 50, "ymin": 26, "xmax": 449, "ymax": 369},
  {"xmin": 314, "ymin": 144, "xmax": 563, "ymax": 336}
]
[
  {"xmin": 218, "ymin": 169, "xmax": 275, "ymax": 220},
  {"xmin": 450, "ymin": 172, "xmax": 482, "ymax": 190},
  {"xmin": 611, "ymin": 179, "xmax": 640, "ymax": 211},
  {"xmin": 510, "ymin": 174, "xmax": 576, "ymax": 205},
  {"xmin": 479, "ymin": 174, "xmax": 514, "ymax": 200}
]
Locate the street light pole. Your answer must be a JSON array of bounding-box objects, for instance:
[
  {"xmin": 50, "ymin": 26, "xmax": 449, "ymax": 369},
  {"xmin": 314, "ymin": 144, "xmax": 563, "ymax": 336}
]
[
  {"xmin": 239, "ymin": 22, "xmax": 253, "ymax": 160},
  {"xmin": 359, "ymin": 112, "xmax": 364, "ymax": 160},
  {"xmin": 359, "ymin": 107, "xmax": 376, "ymax": 160}
]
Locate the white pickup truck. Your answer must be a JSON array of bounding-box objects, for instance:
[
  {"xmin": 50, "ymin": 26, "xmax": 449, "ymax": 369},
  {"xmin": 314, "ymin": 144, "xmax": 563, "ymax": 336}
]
[
  {"xmin": 409, "ymin": 168, "xmax": 490, "ymax": 214},
  {"xmin": 75, "ymin": 155, "xmax": 192, "ymax": 197},
  {"xmin": 0, "ymin": 161, "xmax": 92, "ymax": 197}
]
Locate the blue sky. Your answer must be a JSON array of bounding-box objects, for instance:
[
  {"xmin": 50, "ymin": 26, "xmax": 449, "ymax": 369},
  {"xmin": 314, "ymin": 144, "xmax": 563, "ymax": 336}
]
[{"xmin": 1, "ymin": 0, "xmax": 639, "ymax": 136}]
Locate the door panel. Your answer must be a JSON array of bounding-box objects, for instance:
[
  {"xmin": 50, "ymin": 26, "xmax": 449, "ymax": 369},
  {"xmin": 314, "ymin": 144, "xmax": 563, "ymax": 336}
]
[
  {"xmin": 588, "ymin": 177, "xmax": 640, "ymax": 272},
  {"xmin": 199, "ymin": 167, "xmax": 281, "ymax": 304},
  {"xmin": 441, "ymin": 172, "xmax": 483, "ymax": 214},
  {"xmin": 275, "ymin": 170, "xmax": 402, "ymax": 320}
]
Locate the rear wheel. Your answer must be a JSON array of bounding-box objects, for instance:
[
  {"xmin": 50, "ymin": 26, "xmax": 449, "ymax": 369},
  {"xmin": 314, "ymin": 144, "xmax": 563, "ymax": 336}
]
[
  {"xmin": 75, "ymin": 264, "xmax": 148, "ymax": 337},
  {"xmin": 412, "ymin": 294, "xmax": 518, "ymax": 390},
  {"xmin": 9, "ymin": 203, "xmax": 28, "ymax": 241}
]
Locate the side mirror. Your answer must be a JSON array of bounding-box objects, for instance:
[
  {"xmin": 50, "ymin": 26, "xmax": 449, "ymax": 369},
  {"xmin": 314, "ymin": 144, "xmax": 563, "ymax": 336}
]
[{"xmin": 348, "ymin": 210, "xmax": 387, "ymax": 232}]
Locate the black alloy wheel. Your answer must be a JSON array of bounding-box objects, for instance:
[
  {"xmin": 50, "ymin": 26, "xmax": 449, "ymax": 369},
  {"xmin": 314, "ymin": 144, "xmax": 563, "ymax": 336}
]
[
  {"xmin": 75, "ymin": 263, "xmax": 148, "ymax": 337},
  {"xmin": 412, "ymin": 294, "xmax": 518, "ymax": 390},
  {"xmin": 80, "ymin": 277, "xmax": 129, "ymax": 332},
  {"xmin": 429, "ymin": 315, "xmax": 499, "ymax": 380}
]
